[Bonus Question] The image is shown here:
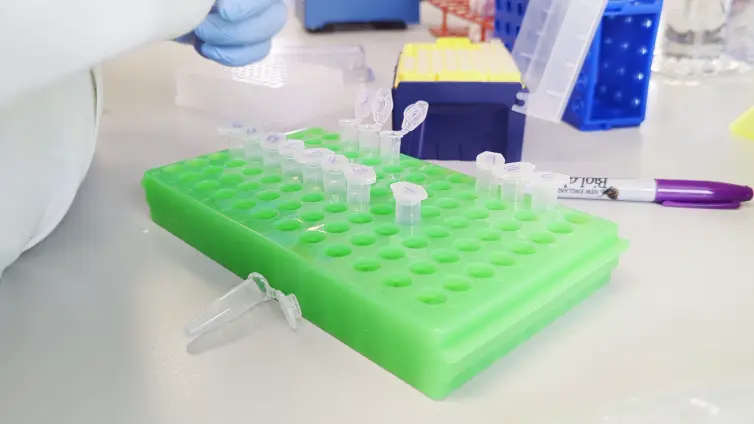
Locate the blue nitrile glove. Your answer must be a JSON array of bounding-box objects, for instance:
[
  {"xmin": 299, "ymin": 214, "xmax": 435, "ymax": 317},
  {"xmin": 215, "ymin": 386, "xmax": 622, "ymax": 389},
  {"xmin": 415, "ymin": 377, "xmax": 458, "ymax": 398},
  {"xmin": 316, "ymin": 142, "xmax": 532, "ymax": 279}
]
[{"xmin": 176, "ymin": 0, "xmax": 287, "ymax": 67}]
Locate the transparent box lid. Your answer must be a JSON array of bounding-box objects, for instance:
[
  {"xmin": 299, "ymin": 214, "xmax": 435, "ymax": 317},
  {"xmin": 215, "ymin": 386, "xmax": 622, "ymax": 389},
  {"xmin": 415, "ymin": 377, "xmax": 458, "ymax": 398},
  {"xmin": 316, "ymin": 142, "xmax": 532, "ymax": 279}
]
[
  {"xmin": 175, "ymin": 44, "xmax": 374, "ymax": 131},
  {"xmin": 510, "ymin": 0, "xmax": 608, "ymax": 122}
]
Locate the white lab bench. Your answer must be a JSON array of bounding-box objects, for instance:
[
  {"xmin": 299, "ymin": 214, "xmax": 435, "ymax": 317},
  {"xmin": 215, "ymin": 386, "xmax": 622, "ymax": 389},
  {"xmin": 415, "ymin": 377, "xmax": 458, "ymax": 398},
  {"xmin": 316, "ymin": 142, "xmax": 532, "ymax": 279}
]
[{"xmin": 1, "ymin": 6, "xmax": 754, "ymax": 424}]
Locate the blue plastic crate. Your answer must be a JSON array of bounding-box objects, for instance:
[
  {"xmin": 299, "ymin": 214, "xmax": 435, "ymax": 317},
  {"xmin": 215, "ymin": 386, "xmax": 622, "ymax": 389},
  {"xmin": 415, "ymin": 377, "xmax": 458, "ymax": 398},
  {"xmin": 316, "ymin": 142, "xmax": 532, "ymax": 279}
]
[
  {"xmin": 495, "ymin": 0, "xmax": 663, "ymax": 131},
  {"xmin": 495, "ymin": 0, "xmax": 528, "ymax": 50},
  {"xmin": 296, "ymin": 0, "xmax": 420, "ymax": 32},
  {"xmin": 391, "ymin": 81, "xmax": 526, "ymax": 162}
]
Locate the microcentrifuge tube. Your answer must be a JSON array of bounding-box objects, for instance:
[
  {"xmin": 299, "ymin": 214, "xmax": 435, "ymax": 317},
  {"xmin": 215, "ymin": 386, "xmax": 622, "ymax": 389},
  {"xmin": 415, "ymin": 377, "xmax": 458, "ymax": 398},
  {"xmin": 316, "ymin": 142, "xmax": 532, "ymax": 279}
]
[
  {"xmin": 343, "ymin": 163, "xmax": 377, "ymax": 210},
  {"xmin": 321, "ymin": 154, "xmax": 350, "ymax": 201},
  {"xmin": 390, "ymin": 182, "xmax": 428, "ymax": 226},
  {"xmin": 475, "ymin": 151, "xmax": 505, "ymax": 197},
  {"xmin": 358, "ymin": 124, "xmax": 381, "ymax": 158},
  {"xmin": 184, "ymin": 272, "xmax": 302, "ymax": 338},
  {"xmin": 218, "ymin": 122, "xmax": 246, "ymax": 155},
  {"xmin": 278, "ymin": 139, "xmax": 306, "ymax": 179},
  {"xmin": 530, "ymin": 172, "xmax": 569, "ymax": 213},
  {"xmin": 379, "ymin": 131, "xmax": 404, "ymax": 165},
  {"xmin": 217, "ymin": 122, "xmax": 245, "ymax": 138},
  {"xmin": 375, "ymin": 100, "xmax": 429, "ymax": 163},
  {"xmin": 295, "ymin": 148, "xmax": 334, "ymax": 186},
  {"xmin": 240, "ymin": 128, "xmax": 263, "ymax": 160},
  {"xmin": 339, "ymin": 118, "xmax": 359, "ymax": 154},
  {"xmin": 496, "ymin": 162, "xmax": 535, "ymax": 205},
  {"xmin": 261, "ymin": 132, "xmax": 286, "ymax": 168}
]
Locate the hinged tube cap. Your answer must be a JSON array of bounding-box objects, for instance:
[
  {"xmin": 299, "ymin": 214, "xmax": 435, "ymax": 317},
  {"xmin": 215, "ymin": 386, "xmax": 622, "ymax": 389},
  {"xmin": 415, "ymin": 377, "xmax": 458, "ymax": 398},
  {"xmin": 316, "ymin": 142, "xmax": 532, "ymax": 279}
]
[
  {"xmin": 278, "ymin": 139, "xmax": 306, "ymax": 159},
  {"xmin": 261, "ymin": 132, "xmax": 286, "ymax": 152}
]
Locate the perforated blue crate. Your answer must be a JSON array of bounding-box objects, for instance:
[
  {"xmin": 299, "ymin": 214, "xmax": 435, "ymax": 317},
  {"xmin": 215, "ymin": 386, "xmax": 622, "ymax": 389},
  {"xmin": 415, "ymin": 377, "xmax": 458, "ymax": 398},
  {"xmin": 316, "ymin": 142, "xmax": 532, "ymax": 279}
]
[
  {"xmin": 495, "ymin": 0, "xmax": 528, "ymax": 51},
  {"xmin": 495, "ymin": 0, "xmax": 663, "ymax": 131},
  {"xmin": 296, "ymin": 0, "xmax": 420, "ymax": 32}
]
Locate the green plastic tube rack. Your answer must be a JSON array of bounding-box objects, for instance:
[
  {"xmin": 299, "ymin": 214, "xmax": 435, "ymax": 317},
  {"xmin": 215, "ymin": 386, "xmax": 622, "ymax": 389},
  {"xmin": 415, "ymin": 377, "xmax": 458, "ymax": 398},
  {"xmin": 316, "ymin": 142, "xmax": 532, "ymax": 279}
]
[{"xmin": 142, "ymin": 127, "xmax": 628, "ymax": 399}]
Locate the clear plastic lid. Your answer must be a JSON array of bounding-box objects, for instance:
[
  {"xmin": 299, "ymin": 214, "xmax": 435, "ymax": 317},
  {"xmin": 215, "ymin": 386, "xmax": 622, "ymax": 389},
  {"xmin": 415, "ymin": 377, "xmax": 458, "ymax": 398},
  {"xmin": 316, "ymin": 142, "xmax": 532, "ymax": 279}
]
[
  {"xmin": 295, "ymin": 148, "xmax": 334, "ymax": 166},
  {"xmin": 278, "ymin": 139, "xmax": 305, "ymax": 159},
  {"xmin": 343, "ymin": 164, "xmax": 377, "ymax": 185},
  {"xmin": 261, "ymin": 132, "xmax": 286, "ymax": 152},
  {"xmin": 511, "ymin": 0, "xmax": 608, "ymax": 122},
  {"xmin": 321, "ymin": 154, "xmax": 350, "ymax": 173},
  {"xmin": 475, "ymin": 151, "xmax": 505, "ymax": 171},
  {"xmin": 400, "ymin": 101, "xmax": 429, "ymax": 134},
  {"xmin": 175, "ymin": 44, "xmax": 375, "ymax": 131},
  {"xmin": 497, "ymin": 162, "xmax": 536, "ymax": 176},
  {"xmin": 371, "ymin": 88, "xmax": 394, "ymax": 126},
  {"xmin": 390, "ymin": 182, "xmax": 428, "ymax": 205}
]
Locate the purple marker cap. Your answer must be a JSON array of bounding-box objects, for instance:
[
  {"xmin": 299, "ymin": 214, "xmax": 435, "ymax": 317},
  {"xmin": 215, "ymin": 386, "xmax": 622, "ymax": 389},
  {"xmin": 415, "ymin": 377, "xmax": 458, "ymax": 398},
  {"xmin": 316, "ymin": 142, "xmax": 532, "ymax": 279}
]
[{"xmin": 655, "ymin": 179, "xmax": 754, "ymax": 210}]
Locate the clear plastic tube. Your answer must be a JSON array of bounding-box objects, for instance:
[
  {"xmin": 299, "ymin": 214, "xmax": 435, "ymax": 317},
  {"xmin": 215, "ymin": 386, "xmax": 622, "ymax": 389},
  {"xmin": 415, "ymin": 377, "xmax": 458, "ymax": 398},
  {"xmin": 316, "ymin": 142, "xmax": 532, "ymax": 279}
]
[
  {"xmin": 322, "ymin": 154, "xmax": 350, "ymax": 201},
  {"xmin": 184, "ymin": 273, "xmax": 303, "ymax": 338},
  {"xmin": 358, "ymin": 124, "xmax": 381, "ymax": 158},
  {"xmin": 302, "ymin": 166, "xmax": 319, "ymax": 185},
  {"xmin": 396, "ymin": 203, "xmax": 421, "ymax": 225},
  {"xmin": 475, "ymin": 151, "xmax": 506, "ymax": 198},
  {"xmin": 295, "ymin": 148, "xmax": 334, "ymax": 187},
  {"xmin": 261, "ymin": 133, "xmax": 286, "ymax": 168},
  {"xmin": 184, "ymin": 273, "xmax": 274, "ymax": 338},
  {"xmin": 391, "ymin": 182, "xmax": 428, "ymax": 226},
  {"xmin": 530, "ymin": 172, "xmax": 569, "ymax": 212},
  {"xmin": 325, "ymin": 173, "xmax": 347, "ymax": 201},
  {"xmin": 496, "ymin": 162, "xmax": 536, "ymax": 205},
  {"xmin": 343, "ymin": 164, "xmax": 377, "ymax": 210},
  {"xmin": 218, "ymin": 122, "xmax": 246, "ymax": 157},
  {"xmin": 379, "ymin": 131, "xmax": 403, "ymax": 165},
  {"xmin": 339, "ymin": 118, "xmax": 359, "ymax": 153},
  {"xmin": 347, "ymin": 183, "xmax": 371, "ymax": 208},
  {"xmin": 501, "ymin": 174, "xmax": 524, "ymax": 203},
  {"xmin": 240, "ymin": 128, "xmax": 262, "ymax": 160},
  {"xmin": 278, "ymin": 139, "xmax": 305, "ymax": 179}
]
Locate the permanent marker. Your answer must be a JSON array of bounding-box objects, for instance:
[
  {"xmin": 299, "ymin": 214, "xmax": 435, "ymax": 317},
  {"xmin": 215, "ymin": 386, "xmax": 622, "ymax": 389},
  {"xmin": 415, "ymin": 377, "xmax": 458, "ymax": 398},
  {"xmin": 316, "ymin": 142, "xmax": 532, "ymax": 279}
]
[{"xmin": 558, "ymin": 177, "xmax": 753, "ymax": 209}]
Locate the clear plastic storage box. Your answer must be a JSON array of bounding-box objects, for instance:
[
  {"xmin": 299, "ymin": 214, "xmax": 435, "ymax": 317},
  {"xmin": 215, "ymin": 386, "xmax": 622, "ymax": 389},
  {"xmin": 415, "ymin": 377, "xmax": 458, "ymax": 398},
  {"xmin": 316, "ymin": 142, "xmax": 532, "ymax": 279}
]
[
  {"xmin": 510, "ymin": 0, "xmax": 609, "ymax": 122},
  {"xmin": 175, "ymin": 44, "xmax": 374, "ymax": 131}
]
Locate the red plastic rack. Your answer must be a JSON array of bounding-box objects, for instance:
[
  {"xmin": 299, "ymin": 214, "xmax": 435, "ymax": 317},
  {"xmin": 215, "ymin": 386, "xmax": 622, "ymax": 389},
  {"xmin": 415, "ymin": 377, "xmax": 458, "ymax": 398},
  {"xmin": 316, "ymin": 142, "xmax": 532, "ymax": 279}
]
[{"xmin": 427, "ymin": 0, "xmax": 494, "ymax": 41}]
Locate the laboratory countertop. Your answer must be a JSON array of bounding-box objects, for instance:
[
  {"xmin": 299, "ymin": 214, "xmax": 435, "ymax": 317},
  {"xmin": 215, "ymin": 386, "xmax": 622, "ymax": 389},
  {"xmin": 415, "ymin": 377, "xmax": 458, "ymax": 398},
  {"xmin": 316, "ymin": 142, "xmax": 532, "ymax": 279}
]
[{"xmin": 2, "ymin": 8, "xmax": 754, "ymax": 424}]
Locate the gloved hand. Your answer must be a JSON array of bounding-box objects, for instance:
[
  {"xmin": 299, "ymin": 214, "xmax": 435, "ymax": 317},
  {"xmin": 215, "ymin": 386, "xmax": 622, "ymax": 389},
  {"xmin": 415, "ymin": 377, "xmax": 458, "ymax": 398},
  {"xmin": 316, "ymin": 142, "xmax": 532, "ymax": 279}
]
[{"xmin": 177, "ymin": 0, "xmax": 287, "ymax": 67}]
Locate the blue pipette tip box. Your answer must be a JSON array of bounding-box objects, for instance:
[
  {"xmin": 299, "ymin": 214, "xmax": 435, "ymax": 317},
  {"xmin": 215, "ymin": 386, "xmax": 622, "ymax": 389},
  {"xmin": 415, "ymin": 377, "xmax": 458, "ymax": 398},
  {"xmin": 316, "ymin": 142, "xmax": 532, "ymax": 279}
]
[{"xmin": 391, "ymin": 80, "xmax": 526, "ymax": 162}]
